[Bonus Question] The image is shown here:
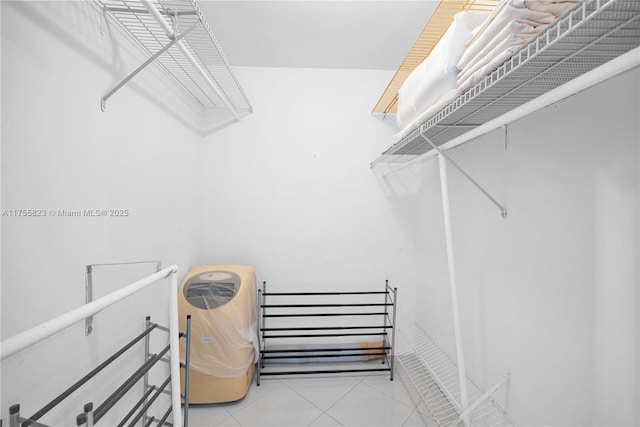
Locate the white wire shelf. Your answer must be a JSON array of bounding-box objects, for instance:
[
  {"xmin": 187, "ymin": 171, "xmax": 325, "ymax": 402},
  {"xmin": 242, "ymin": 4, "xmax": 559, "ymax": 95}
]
[
  {"xmin": 375, "ymin": 0, "xmax": 640, "ymax": 162},
  {"xmin": 96, "ymin": 0, "xmax": 252, "ymax": 121},
  {"xmin": 396, "ymin": 323, "xmax": 515, "ymax": 427}
]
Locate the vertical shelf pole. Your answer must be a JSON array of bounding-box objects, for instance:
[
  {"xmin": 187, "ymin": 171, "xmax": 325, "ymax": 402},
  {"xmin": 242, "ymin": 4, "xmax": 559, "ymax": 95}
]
[
  {"xmin": 142, "ymin": 316, "xmax": 152, "ymax": 427},
  {"xmin": 183, "ymin": 315, "xmax": 192, "ymax": 427},
  {"xmin": 437, "ymin": 153, "xmax": 470, "ymax": 423},
  {"xmin": 256, "ymin": 284, "xmax": 262, "ymax": 386},
  {"xmin": 85, "ymin": 266, "xmax": 94, "ymax": 335},
  {"xmin": 168, "ymin": 269, "xmax": 182, "ymax": 427}
]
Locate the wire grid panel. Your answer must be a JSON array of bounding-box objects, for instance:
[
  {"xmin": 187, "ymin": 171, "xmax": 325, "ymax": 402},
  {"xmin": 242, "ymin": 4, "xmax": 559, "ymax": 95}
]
[
  {"xmin": 379, "ymin": 0, "xmax": 640, "ymax": 159},
  {"xmin": 97, "ymin": 0, "xmax": 252, "ymax": 114},
  {"xmin": 396, "ymin": 324, "xmax": 516, "ymax": 427}
]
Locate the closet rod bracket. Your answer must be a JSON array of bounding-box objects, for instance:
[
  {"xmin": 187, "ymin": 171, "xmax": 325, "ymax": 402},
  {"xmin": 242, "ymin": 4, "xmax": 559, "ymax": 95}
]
[
  {"xmin": 502, "ymin": 125, "xmax": 508, "ymax": 151},
  {"xmin": 84, "ymin": 261, "xmax": 162, "ymax": 336},
  {"xmin": 420, "ymin": 135, "xmax": 507, "ymax": 218},
  {"xmin": 100, "ymin": 21, "xmax": 198, "ymax": 111}
]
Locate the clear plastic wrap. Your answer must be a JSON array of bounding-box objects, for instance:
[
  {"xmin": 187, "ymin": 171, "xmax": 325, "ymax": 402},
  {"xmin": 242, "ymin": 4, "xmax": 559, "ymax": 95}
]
[{"xmin": 178, "ymin": 265, "xmax": 258, "ymax": 378}]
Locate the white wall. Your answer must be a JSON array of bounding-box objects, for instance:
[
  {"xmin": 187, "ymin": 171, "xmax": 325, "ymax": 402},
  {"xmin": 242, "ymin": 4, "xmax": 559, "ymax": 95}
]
[
  {"xmin": 3, "ymin": 2, "xmax": 638, "ymax": 425},
  {"xmin": 200, "ymin": 67, "xmax": 418, "ymax": 328},
  {"xmin": 411, "ymin": 68, "xmax": 639, "ymax": 425},
  {"xmin": 1, "ymin": 1, "xmax": 203, "ymax": 422}
]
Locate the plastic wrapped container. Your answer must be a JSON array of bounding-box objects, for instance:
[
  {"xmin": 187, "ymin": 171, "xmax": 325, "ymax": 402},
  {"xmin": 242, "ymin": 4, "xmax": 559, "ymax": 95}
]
[{"xmin": 179, "ymin": 265, "xmax": 258, "ymax": 403}]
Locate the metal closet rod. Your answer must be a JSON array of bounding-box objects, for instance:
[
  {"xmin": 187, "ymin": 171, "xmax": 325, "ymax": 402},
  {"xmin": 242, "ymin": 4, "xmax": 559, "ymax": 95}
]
[
  {"xmin": 1, "ymin": 266, "xmax": 177, "ymax": 360},
  {"xmin": 437, "ymin": 154, "xmax": 469, "ymax": 419},
  {"xmin": 0, "ymin": 265, "xmax": 183, "ymax": 427},
  {"xmin": 103, "ymin": 6, "xmax": 197, "ymax": 16},
  {"xmin": 377, "ymin": 45, "xmax": 640, "ymax": 175}
]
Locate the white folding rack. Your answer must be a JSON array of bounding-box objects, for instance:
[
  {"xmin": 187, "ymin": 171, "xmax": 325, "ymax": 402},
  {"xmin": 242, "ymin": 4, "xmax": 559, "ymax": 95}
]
[
  {"xmin": 373, "ymin": 0, "xmax": 640, "ymax": 163},
  {"xmin": 96, "ymin": 0, "xmax": 252, "ymax": 122},
  {"xmin": 396, "ymin": 323, "xmax": 515, "ymax": 427}
]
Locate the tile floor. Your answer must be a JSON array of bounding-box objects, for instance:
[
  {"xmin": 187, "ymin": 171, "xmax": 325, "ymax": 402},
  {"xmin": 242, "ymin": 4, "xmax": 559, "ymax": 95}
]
[{"xmin": 186, "ymin": 362, "xmax": 437, "ymax": 427}]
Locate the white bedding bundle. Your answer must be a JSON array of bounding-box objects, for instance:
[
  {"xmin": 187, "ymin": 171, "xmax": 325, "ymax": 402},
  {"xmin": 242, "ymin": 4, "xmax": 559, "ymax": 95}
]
[
  {"xmin": 396, "ymin": 11, "xmax": 490, "ymax": 135},
  {"xmin": 395, "ymin": 0, "xmax": 582, "ymax": 139},
  {"xmin": 456, "ymin": 0, "xmax": 581, "ymax": 92}
]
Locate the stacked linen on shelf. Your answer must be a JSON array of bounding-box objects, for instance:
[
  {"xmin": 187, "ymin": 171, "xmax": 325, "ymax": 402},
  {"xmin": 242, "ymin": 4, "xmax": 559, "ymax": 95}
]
[
  {"xmin": 396, "ymin": 10, "xmax": 490, "ymax": 137},
  {"xmin": 456, "ymin": 0, "xmax": 582, "ymax": 92}
]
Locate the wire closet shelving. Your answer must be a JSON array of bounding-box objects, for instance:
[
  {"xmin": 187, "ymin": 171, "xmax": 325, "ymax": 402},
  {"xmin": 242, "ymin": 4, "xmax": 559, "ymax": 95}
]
[
  {"xmin": 96, "ymin": 0, "xmax": 252, "ymax": 124},
  {"xmin": 373, "ymin": 0, "xmax": 640, "ymax": 165},
  {"xmin": 396, "ymin": 324, "xmax": 515, "ymax": 427}
]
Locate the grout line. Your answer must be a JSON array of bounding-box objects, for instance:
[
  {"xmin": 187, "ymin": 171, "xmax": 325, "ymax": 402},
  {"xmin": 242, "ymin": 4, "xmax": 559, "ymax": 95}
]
[
  {"xmin": 278, "ymin": 377, "xmax": 325, "ymax": 412},
  {"xmin": 223, "ymin": 378, "xmax": 284, "ymax": 416},
  {"xmin": 308, "ymin": 412, "xmax": 345, "ymax": 427},
  {"xmin": 359, "ymin": 379, "xmax": 416, "ymax": 411},
  {"xmin": 204, "ymin": 371, "xmax": 426, "ymax": 427},
  {"xmin": 321, "ymin": 376, "xmax": 365, "ymax": 415},
  {"xmin": 214, "ymin": 413, "xmax": 241, "ymax": 427}
]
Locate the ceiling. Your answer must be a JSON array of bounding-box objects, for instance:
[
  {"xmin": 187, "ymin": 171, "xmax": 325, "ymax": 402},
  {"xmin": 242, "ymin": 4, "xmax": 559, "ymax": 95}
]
[{"xmin": 198, "ymin": 1, "xmax": 439, "ymax": 70}]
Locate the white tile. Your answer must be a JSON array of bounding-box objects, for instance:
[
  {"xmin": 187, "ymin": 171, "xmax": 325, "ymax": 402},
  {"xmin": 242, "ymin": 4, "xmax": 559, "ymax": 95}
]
[
  {"xmin": 363, "ymin": 372, "xmax": 417, "ymax": 409},
  {"xmin": 309, "ymin": 413, "xmax": 345, "ymax": 426},
  {"xmin": 223, "ymin": 379, "xmax": 284, "ymax": 415},
  {"xmin": 412, "ymin": 403, "xmax": 440, "ymax": 427},
  {"xmin": 281, "ymin": 375, "xmax": 361, "ymax": 411},
  {"xmin": 232, "ymin": 383, "xmax": 323, "ymax": 426},
  {"xmin": 401, "ymin": 407, "xmax": 437, "ymax": 427},
  {"xmin": 214, "ymin": 415, "xmax": 242, "ymax": 426},
  {"xmin": 186, "ymin": 404, "xmax": 232, "ymax": 427},
  {"xmin": 325, "ymin": 382, "xmax": 414, "ymax": 427},
  {"xmin": 394, "ymin": 363, "xmax": 423, "ymax": 406}
]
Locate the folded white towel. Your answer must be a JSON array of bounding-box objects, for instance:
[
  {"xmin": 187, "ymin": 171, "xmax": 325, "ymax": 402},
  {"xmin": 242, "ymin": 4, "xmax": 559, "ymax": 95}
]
[
  {"xmin": 464, "ymin": 0, "xmax": 556, "ymax": 50},
  {"xmin": 457, "ymin": 47, "xmax": 520, "ymax": 93},
  {"xmin": 457, "ymin": 18, "xmax": 548, "ymax": 72},
  {"xmin": 457, "ymin": 0, "xmax": 581, "ymax": 88},
  {"xmin": 513, "ymin": 0, "xmax": 581, "ymax": 17},
  {"xmin": 457, "ymin": 33, "xmax": 535, "ymax": 85},
  {"xmin": 518, "ymin": 0, "xmax": 581, "ymax": 4}
]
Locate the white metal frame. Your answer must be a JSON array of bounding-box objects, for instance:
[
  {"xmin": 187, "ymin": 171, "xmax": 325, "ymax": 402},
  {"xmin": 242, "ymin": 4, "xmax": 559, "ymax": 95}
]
[
  {"xmin": 396, "ymin": 324, "xmax": 515, "ymax": 427},
  {"xmin": 84, "ymin": 260, "xmax": 162, "ymax": 336},
  {"xmin": 1, "ymin": 265, "xmax": 183, "ymax": 427},
  {"xmin": 373, "ymin": 3, "xmax": 640, "ymax": 423},
  {"xmin": 437, "ymin": 154, "xmax": 470, "ymax": 422},
  {"xmin": 377, "ymin": 45, "xmax": 640, "ymax": 176},
  {"xmin": 373, "ymin": 0, "xmax": 640, "ymax": 165},
  {"xmin": 97, "ymin": 0, "xmax": 252, "ymax": 122},
  {"xmin": 139, "ymin": 0, "xmax": 240, "ymax": 119}
]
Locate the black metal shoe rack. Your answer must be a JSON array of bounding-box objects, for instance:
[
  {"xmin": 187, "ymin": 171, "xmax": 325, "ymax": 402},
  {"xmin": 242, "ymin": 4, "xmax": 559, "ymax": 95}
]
[
  {"xmin": 256, "ymin": 281, "xmax": 397, "ymax": 385},
  {"xmin": 6, "ymin": 315, "xmax": 192, "ymax": 427}
]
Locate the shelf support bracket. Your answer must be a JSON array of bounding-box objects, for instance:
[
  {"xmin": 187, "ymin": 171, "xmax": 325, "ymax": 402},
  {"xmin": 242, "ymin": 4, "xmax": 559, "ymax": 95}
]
[
  {"xmin": 100, "ymin": 21, "xmax": 198, "ymax": 111},
  {"xmin": 502, "ymin": 125, "xmax": 508, "ymax": 151},
  {"xmin": 420, "ymin": 134, "xmax": 507, "ymax": 218},
  {"xmin": 84, "ymin": 261, "xmax": 162, "ymax": 336},
  {"xmin": 141, "ymin": 0, "xmax": 241, "ymax": 121}
]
